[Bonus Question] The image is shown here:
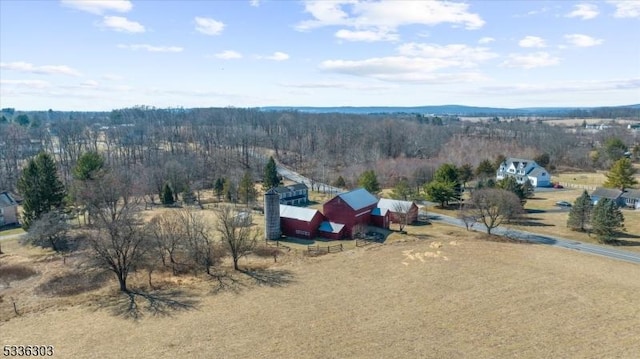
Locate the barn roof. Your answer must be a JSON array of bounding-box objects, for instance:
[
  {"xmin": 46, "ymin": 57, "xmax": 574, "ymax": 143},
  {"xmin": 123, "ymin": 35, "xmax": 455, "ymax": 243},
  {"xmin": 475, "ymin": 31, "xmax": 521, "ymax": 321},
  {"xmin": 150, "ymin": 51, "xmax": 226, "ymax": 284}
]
[
  {"xmin": 591, "ymin": 188, "xmax": 623, "ymax": 199},
  {"xmin": 0, "ymin": 191, "xmax": 17, "ymax": 208},
  {"xmin": 371, "ymin": 207, "xmax": 389, "ymax": 216},
  {"xmin": 376, "ymin": 198, "xmax": 414, "ymax": 212},
  {"xmin": 279, "ymin": 205, "xmax": 319, "ymax": 222},
  {"xmin": 337, "ymin": 188, "xmax": 377, "ymax": 211},
  {"xmin": 318, "ymin": 221, "xmax": 345, "ymax": 234}
]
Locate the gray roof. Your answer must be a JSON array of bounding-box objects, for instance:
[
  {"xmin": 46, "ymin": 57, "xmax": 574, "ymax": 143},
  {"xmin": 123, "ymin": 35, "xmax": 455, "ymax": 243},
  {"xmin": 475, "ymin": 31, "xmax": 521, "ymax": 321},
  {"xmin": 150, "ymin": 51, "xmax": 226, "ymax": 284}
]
[
  {"xmin": 272, "ymin": 183, "xmax": 308, "ymax": 194},
  {"xmin": 318, "ymin": 221, "xmax": 345, "ymax": 233},
  {"xmin": 0, "ymin": 191, "xmax": 17, "ymax": 208},
  {"xmin": 528, "ymin": 166, "xmax": 548, "ymax": 177},
  {"xmin": 377, "ymin": 198, "xmax": 414, "ymax": 212},
  {"xmin": 337, "ymin": 188, "xmax": 378, "ymax": 211},
  {"xmin": 288, "ymin": 183, "xmax": 308, "ymax": 191},
  {"xmin": 591, "ymin": 188, "xmax": 623, "ymax": 199},
  {"xmin": 621, "ymin": 189, "xmax": 640, "ymax": 200},
  {"xmin": 279, "ymin": 205, "xmax": 319, "ymax": 222}
]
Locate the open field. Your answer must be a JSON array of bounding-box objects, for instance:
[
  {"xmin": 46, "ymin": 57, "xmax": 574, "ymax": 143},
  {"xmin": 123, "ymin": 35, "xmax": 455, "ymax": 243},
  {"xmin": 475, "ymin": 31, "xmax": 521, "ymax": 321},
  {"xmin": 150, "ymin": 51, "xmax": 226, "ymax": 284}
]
[{"xmin": 2, "ymin": 224, "xmax": 640, "ymax": 358}]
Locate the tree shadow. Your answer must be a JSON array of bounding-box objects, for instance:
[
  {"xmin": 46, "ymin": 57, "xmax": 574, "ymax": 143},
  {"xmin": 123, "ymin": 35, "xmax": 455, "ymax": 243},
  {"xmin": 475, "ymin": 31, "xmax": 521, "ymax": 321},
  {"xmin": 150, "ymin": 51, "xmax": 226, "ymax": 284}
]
[
  {"xmin": 616, "ymin": 232, "xmax": 640, "ymax": 239},
  {"xmin": 96, "ymin": 288, "xmax": 199, "ymax": 320},
  {"xmin": 208, "ymin": 271, "xmax": 247, "ymax": 294},
  {"xmin": 611, "ymin": 239, "xmax": 640, "ymax": 246},
  {"xmin": 240, "ymin": 268, "xmax": 295, "ymax": 287}
]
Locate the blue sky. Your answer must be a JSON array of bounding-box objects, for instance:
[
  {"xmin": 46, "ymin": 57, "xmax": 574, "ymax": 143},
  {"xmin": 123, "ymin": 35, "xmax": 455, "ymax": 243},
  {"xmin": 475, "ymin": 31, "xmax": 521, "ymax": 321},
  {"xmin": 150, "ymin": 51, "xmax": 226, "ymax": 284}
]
[{"xmin": 1, "ymin": 0, "xmax": 639, "ymax": 110}]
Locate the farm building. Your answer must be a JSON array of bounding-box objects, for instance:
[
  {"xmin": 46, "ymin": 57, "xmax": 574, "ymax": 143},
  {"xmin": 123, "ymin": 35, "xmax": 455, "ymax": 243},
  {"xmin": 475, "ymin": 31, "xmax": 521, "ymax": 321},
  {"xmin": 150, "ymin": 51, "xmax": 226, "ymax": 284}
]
[
  {"xmin": 273, "ymin": 183, "xmax": 308, "ymax": 206},
  {"xmin": 279, "ymin": 204, "xmax": 324, "ymax": 239},
  {"xmin": 0, "ymin": 191, "xmax": 19, "ymax": 227},
  {"xmin": 323, "ymin": 188, "xmax": 379, "ymax": 238},
  {"xmin": 590, "ymin": 188, "xmax": 625, "ymax": 207},
  {"xmin": 376, "ymin": 198, "xmax": 419, "ymax": 225},
  {"xmin": 318, "ymin": 221, "xmax": 346, "ymax": 240},
  {"xmin": 370, "ymin": 207, "xmax": 390, "ymax": 229},
  {"xmin": 621, "ymin": 189, "xmax": 640, "ymax": 209}
]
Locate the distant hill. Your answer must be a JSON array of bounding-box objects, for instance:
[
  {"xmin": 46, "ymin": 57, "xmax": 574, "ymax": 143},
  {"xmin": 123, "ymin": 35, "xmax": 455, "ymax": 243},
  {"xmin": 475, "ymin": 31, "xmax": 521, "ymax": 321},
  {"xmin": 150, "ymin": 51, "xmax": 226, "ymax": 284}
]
[{"xmin": 261, "ymin": 104, "xmax": 640, "ymax": 117}]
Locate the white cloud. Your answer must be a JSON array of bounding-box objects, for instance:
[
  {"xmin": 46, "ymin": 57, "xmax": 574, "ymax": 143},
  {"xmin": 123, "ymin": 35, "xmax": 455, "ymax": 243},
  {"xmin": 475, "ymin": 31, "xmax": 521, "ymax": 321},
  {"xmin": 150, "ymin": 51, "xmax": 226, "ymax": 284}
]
[
  {"xmin": 195, "ymin": 17, "xmax": 225, "ymax": 35},
  {"xmin": 0, "ymin": 61, "xmax": 82, "ymax": 76},
  {"xmin": 478, "ymin": 37, "xmax": 495, "ymax": 44},
  {"xmin": 0, "ymin": 79, "xmax": 52, "ymax": 89},
  {"xmin": 397, "ymin": 43, "xmax": 498, "ymax": 66},
  {"xmin": 250, "ymin": 0, "xmax": 260, "ymax": 7},
  {"xmin": 566, "ymin": 3, "xmax": 599, "ymax": 19},
  {"xmin": 608, "ymin": 0, "xmax": 640, "ymax": 18},
  {"xmin": 213, "ymin": 50, "xmax": 243, "ymax": 59},
  {"xmin": 482, "ymin": 78, "xmax": 640, "ymax": 94},
  {"xmin": 100, "ymin": 16, "xmax": 145, "ymax": 33},
  {"xmin": 335, "ymin": 29, "xmax": 399, "ymax": 42},
  {"xmin": 564, "ymin": 34, "xmax": 603, "ymax": 47},
  {"xmin": 518, "ymin": 36, "xmax": 546, "ymax": 48},
  {"xmin": 117, "ymin": 44, "xmax": 183, "ymax": 52},
  {"xmin": 263, "ymin": 52, "xmax": 290, "ymax": 61},
  {"xmin": 501, "ymin": 52, "xmax": 560, "ymax": 69},
  {"xmin": 80, "ymin": 80, "xmax": 99, "ymax": 88},
  {"xmin": 297, "ymin": 0, "xmax": 485, "ymax": 42},
  {"xmin": 60, "ymin": 0, "xmax": 132, "ymax": 15},
  {"xmin": 282, "ymin": 81, "xmax": 395, "ymax": 90}
]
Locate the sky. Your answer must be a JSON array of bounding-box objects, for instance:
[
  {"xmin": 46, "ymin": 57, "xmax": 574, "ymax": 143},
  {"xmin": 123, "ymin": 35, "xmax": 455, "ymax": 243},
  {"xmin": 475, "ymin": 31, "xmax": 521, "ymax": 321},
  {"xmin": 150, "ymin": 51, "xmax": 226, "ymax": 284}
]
[{"xmin": 0, "ymin": 0, "xmax": 639, "ymax": 111}]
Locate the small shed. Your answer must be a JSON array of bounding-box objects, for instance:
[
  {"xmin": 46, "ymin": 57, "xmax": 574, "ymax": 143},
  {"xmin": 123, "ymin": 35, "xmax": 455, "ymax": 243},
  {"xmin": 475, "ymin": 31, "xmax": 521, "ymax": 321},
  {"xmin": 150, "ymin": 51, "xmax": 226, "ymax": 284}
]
[
  {"xmin": 370, "ymin": 207, "xmax": 390, "ymax": 229},
  {"xmin": 279, "ymin": 205, "xmax": 323, "ymax": 239},
  {"xmin": 318, "ymin": 221, "xmax": 346, "ymax": 240},
  {"xmin": 0, "ymin": 191, "xmax": 19, "ymax": 227},
  {"xmin": 376, "ymin": 198, "xmax": 419, "ymax": 224}
]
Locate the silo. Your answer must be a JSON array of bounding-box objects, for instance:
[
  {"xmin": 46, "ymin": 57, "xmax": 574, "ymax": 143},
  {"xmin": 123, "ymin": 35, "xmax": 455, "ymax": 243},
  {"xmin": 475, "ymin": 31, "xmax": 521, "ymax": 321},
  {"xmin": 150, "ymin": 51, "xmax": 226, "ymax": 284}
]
[{"xmin": 264, "ymin": 189, "xmax": 281, "ymax": 240}]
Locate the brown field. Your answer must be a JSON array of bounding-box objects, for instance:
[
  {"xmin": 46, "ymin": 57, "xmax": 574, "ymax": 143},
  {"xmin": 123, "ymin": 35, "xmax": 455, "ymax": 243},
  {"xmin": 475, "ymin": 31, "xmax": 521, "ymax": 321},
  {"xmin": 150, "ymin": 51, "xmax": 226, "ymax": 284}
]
[{"xmin": 2, "ymin": 222, "xmax": 640, "ymax": 359}]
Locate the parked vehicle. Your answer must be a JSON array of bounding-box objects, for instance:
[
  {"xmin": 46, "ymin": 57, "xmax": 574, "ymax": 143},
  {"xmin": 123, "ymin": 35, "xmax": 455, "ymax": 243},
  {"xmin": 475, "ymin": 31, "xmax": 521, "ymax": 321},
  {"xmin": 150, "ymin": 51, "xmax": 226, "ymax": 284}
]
[{"xmin": 555, "ymin": 201, "xmax": 572, "ymax": 207}]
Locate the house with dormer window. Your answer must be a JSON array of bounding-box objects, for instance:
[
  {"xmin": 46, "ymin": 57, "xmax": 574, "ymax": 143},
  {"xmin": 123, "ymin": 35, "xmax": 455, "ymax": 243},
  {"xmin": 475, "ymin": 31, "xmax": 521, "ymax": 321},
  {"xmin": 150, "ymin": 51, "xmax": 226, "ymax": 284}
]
[
  {"xmin": 272, "ymin": 183, "xmax": 308, "ymax": 206},
  {"xmin": 496, "ymin": 158, "xmax": 551, "ymax": 187}
]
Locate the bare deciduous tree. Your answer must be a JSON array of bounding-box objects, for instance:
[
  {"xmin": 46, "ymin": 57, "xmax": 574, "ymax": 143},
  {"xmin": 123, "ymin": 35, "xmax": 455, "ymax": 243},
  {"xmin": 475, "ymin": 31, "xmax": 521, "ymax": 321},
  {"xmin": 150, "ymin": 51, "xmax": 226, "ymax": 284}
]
[
  {"xmin": 392, "ymin": 201, "xmax": 412, "ymax": 233},
  {"xmin": 467, "ymin": 188, "xmax": 524, "ymax": 235},
  {"xmin": 215, "ymin": 206, "xmax": 259, "ymax": 271}
]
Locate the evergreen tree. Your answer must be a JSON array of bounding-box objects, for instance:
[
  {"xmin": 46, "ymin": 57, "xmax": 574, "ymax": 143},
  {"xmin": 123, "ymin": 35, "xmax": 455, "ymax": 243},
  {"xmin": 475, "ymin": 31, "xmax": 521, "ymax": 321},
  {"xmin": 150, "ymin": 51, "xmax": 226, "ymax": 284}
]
[
  {"xmin": 603, "ymin": 158, "xmax": 638, "ymax": 189},
  {"xmin": 591, "ymin": 198, "xmax": 625, "ymax": 244},
  {"xmin": 223, "ymin": 178, "xmax": 237, "ymax": 203},
  {"xmin": 475, "ymin": 159, "xmax": 496, "ymax": 179},
  {"xmin": 358, "ymin": 170, "xmax": 380, "ymax": 194},
  {"xmin": 17, "ymin": 152, "xmax": 66, "ymax": 229},
  {"xmin": 161, "ymin": 183, "xmax": 175, "ymax": 206},
  {"xmin": 238, "ymin": 171, "xmax": 257, "ymax": 206},
  {"xmin": 567, "ymin": 190, "xmax": 593, "ymax": 232},
  {"xmin": 390, "ymin": 178, "xmax": 413, "ymax": 200},
  {"xmin": 73, "ymin": 151, "xmax": 105, "ymax": 180},
  {"xmin": 457, "ymin": 163, "xmax": 474, "ymax": 189},
  {"xmin": 522, "ymin": 179, "xmax": 535, "ymax": 199},
  {"xmin": 182, "ymin": 184, "xmax": 196, "ymax": 205},
  {"xmin": 333, "ymin": 175, "xmax": 346, "ymax": 188},
  {"xmin": 425, "ymin": 181, "xmax": 458, "ymax": 208},
  {"xmin": 497, "ymin": 176, "xmax": 526, "ymax": 201},
  {"xmin": 263, "ymin": 156, "xmax": 280, "ymax": 190},
  {"xmin": 214, "ymin": 178, "xmax": 225, "ymax": 202},
  {"xmin": 603, "ymin": 137, "xmax": 627, "ymax": 162}
]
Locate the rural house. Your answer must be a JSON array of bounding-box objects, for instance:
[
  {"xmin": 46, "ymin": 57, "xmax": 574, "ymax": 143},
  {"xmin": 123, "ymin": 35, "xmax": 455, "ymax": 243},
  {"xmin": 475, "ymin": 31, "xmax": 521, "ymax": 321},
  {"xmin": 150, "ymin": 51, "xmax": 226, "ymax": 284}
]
[
  {"xmin": 376, "ymin": 198, "xmax": 419, "ymax": 224},
  {"xmin": 323, "ymin": 188, "xmax": 379, "ymax": 238},
  {"xmin": 273, "ymin": 183, "xmax": 309, "ymax": 206},
  {"xmin": 590, "ymin": 188, "xmax": 625, "ymax": 207},
  {"xmin": 496, "ymin": 157, "xmax": 551, "ymax": 187},
  {"xmin": 621, "ymin": 189, "xmax": 640, "ymax": 209},
  {"xmin": 0, "ymin": 191, "xmax": 19, "ymax": 227}
]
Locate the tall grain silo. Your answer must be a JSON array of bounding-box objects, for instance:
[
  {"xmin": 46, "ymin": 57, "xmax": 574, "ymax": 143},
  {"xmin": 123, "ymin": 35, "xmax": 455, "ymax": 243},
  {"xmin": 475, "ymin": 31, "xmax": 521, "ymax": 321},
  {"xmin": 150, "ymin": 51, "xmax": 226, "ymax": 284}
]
[{"xmin": 264, "ymin": 189, "xmax": 281, "ymax": 240}]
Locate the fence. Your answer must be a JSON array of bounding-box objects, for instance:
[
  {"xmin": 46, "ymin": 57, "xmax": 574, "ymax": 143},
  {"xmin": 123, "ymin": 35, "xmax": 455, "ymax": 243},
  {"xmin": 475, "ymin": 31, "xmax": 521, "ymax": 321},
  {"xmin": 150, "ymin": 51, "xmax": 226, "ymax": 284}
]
[
  {"xmin": 266, "ymin": 240, "xmax": 292, "ymax": 252},
  {"xmin": 556, "ymin": 182, "xmax": 597, "ymax": 191},
  {"xmin": 307, "ymin": 243, "xmax": 343, "ymax": 255}
]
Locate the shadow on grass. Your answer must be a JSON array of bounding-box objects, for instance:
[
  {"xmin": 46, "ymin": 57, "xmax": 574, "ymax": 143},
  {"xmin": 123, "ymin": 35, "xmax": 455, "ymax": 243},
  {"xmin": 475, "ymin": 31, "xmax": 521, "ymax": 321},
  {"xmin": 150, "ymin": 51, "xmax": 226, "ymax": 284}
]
[
  {"xmin": 97, "ymin": 288, "xmax": 199, "ymax": 320},
  {"xmin": 209, "ymin": 271, "xmax": 246, "ymax": 295},
  {"xmin": 611, "ymin": 239, "xmax": 640, "ymax": 246},
  {"xmin": 241, "ymin": 268, "xmax": 295, "ymax": 287},
  {"xmin": 278, "ymin": 237, "xmax": 314, "ymax": 245},
  {"xmin": 616, "ymin": 232, "xmax": 640, "ymax": 240}
]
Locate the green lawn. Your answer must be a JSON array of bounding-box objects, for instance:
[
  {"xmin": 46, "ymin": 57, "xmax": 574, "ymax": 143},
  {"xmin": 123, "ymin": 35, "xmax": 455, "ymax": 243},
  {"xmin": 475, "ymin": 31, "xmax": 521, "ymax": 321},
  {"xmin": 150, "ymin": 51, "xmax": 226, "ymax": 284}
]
[{"xmin": 0, "ymin": 227, "xmax": 25, "ymax": 237}]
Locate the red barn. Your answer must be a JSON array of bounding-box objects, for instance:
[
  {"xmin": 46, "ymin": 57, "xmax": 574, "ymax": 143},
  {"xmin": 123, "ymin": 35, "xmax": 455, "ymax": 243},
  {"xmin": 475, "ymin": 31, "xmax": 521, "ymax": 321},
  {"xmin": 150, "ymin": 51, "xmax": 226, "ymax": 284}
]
[
  {"xmin": 376, "ymin": 198, "xmax": 419, "ymax": 225},
  {"xmin": 370, "ymin": 207, "xmax": 390, "ymax": 229},
  {"xmin": 279, "ymin": 205, "xmax": 324, "ymax": 239},
  {"xmin": 323, "ymin": 188, "xmax": 378, "ymax": 238},
  {"xmin": 318, "ymin": 221, "xmax": 345, "ymax": 240}
]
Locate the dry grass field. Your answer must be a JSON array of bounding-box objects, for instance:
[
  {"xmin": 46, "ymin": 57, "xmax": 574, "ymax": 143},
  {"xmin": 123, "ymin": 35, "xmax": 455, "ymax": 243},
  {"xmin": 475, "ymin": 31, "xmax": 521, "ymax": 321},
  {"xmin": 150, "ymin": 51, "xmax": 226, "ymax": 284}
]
[{"xmin": 2, "ymin": 222, "xmax": 640, "ymax": 359}]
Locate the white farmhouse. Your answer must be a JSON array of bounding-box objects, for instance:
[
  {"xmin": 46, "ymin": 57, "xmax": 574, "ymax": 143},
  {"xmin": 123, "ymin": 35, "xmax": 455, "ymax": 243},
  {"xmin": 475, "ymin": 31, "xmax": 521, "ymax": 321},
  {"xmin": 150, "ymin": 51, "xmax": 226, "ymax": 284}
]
[{"xmin": 496, "ymin": 158, "xmax": 551, "ymax": 187}]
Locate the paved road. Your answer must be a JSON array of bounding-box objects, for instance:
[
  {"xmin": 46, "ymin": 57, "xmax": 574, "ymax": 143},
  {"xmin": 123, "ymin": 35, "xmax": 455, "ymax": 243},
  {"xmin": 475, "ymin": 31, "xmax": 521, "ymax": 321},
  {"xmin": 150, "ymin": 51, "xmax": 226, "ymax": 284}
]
[{"xmin": 428, "ymin": 212, "xmax": 640, "ymax": 264}]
